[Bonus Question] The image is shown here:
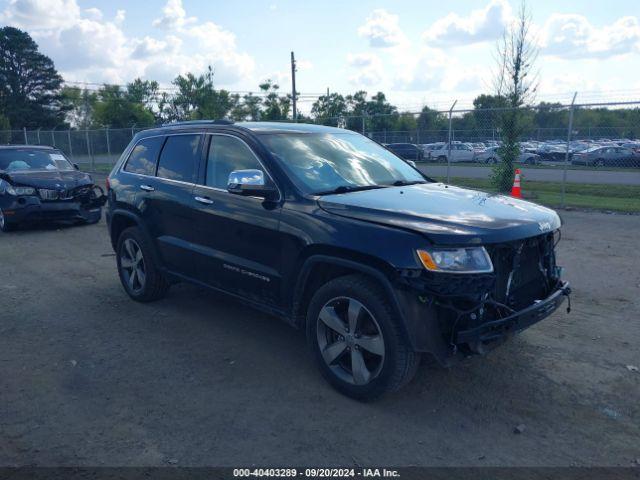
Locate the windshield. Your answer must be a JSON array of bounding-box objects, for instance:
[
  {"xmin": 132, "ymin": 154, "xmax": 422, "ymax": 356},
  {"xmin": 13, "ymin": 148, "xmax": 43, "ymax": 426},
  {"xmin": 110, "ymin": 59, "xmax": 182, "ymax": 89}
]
[
  {"xmin": 0, "ymin": 149, "xmax": 75, "ymax": 172},
  {"xmin": 260, "ymin": 132, "xmax": 426, "ymax": 194}
]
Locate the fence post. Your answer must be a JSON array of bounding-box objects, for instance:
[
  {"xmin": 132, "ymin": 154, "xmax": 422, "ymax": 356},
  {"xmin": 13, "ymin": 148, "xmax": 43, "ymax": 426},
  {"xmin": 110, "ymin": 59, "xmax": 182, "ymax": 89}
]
[
  {"xmin": 37, "ymin": 128, "xmax": 41, "ymax": 145},
  {"xmin": 361, "ymin": 115, "xmax": 365, "ymax": 135},
  {"xmin": 23, "ymin": 127, "xmax": 28, "ymax": 145},
  {"xmin": 561, "ymin": 92, "xmax": 578, "ymax": 208},
  {"xmin": 68, "ymin": 129, "xmax": 73, "ymax": 158},
  {"xmin": 105, "ymin": 126, "xmax": 111, "ymax": 159},
  {"xmin": 85, "ymin": 129, "xmax": 94, "ymax": 172},
  {"xmin": 446, "ymin": 100, "xmax": 458, "ymax": 184},
  {"xmin": 51, "ymin": 127, "xmax": 56, "ymax": 147}
]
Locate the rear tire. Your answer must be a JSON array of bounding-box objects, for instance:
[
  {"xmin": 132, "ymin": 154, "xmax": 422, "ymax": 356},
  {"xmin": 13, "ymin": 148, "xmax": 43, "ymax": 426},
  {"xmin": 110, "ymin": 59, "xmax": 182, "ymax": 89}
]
[
  {"xmin": 437, "ymin": 155, "xmax": 447, "ymax": 163},
  {"xmin": 116, "ymin": 226, "xmax": 169, "ymax": 302},
  {"xmin": 594, "ymin": 159, "xmax": 605, "ymax": 167},
  {"xmin": 306, "ymin": 274, "xmax": 420, "ymax": 401}
]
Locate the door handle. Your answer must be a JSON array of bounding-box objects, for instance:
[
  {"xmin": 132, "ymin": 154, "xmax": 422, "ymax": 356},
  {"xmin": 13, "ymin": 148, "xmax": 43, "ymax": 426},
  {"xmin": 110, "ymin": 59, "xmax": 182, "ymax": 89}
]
[
  {"xmin": 139, "ymin": 184, "xmax": 155, "ymax": 192},
  {"xmin": 194, "ymin": 196, "xmax": 214, "ymax": 205}
]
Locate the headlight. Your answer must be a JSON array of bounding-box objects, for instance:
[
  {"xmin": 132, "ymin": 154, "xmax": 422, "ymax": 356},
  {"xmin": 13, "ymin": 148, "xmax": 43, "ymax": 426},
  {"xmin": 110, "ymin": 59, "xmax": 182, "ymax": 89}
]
[
  {"xmin": 417, "ymin": 246, "xmax": 493, "ymax": 274},
  {"xmin": 4, "ymin": 185, "xmax": 36, "ymax": 196}
]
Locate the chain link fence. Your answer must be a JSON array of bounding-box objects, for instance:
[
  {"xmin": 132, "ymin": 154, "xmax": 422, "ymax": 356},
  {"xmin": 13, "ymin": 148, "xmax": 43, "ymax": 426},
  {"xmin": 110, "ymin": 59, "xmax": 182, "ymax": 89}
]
[{"xmin": 2, "ymin": 100, "xmax": 639, "ymax": 212}]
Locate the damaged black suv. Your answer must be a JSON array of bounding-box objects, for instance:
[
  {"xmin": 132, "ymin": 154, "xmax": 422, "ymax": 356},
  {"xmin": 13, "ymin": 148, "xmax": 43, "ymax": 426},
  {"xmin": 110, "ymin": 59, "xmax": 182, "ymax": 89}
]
[
  {"xmin": 106, "ymin": 121, "xmax": 570, "ymax": 400},
  {"xmin": 0, "ymin": 146, "xmax": 106, "ymax": 232}
]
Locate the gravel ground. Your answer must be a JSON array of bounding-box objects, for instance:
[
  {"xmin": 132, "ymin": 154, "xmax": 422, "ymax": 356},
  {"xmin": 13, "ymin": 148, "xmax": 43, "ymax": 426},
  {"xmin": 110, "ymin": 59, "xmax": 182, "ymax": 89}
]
[{"xmin": 0, "ymin": 210, "xmax": 639, "ymax": 467}]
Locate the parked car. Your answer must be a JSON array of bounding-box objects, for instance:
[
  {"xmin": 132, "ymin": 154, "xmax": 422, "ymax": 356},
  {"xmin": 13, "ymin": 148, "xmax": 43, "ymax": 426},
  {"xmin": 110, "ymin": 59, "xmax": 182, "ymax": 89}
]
[
  {"xmin": 536, "ymin": 144, "xmax": 569, "ymax": 162},
  {"xmin": 106, "ymin": 120, "xmax": 570, "ymax": 400},
  {"xmin": 475, "ymin": 146, "xmax": 541, "ymax": 165},
  {"xmin": 385, "ymin": 143, "xmax": 424, "ymax": 161},
  {"xmin": 419, "ymin": 142, "xmax": 445, "ymax": 160},
  {"xmin": 571, "ymin": 146, "xmax": 640, "ymax": 167},
  {"xmin": 431, "ymin": 142, "xmax": 476, "ymax": 162},
  {"xmin": 0, "ymin": 145, "xmax": 106, "ymax": 232}
]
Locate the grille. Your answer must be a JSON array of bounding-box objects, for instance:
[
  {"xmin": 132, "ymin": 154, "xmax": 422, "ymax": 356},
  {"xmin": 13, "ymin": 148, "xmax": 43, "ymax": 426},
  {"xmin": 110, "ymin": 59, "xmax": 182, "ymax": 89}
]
[
  {"xmin": 38, "ymin": 188, "xmax": 62, "ymax": 200},
  {"xmin": 38, "ymin": 187, "xmax": 87, "ymax": 201},
  {"xmin": 488, "ymin": 234, "xmax": 555, "ymax": 310}
]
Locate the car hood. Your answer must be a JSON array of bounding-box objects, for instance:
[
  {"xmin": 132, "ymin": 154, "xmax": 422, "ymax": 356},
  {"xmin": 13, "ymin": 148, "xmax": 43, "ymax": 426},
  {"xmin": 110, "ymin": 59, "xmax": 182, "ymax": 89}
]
[
  {"xmin": 318, "ymin": 183, "xmax": 561, "ymax": 245},
  {"xmin": 1, "ymin": 170, "xmax": 93, "ymax": 189}
]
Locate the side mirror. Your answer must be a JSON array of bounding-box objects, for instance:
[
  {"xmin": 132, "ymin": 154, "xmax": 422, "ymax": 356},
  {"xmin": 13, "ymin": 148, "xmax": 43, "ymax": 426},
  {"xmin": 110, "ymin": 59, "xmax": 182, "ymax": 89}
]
[
  {"xmin": 73, "ymin": 163, "xmax": 80, "ymax": 170},
  {"xmin": 227, "ymin": 169, "xmax": 278, "ymax": 200},
  {"xmin": 406, "ymin": 160, "xmax": 417, "ymax": 168}
]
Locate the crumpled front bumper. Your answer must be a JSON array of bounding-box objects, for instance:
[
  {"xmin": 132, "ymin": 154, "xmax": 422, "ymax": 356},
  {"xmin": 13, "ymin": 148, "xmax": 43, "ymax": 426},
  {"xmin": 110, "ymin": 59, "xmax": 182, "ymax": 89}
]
[
  {"xmin": 1, "ymin": 193, "xmax": 106, "ymax": 225},
  {"xmin": 455, "ymin": 281, "xmax": 571, "ymax": 347}
]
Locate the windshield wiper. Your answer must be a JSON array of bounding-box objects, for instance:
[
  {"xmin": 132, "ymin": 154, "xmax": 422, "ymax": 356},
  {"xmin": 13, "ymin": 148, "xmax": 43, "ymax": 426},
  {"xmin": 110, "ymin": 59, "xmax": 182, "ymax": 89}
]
[
  {"xmin": 316, "ymin": 184, "xmax": 388, "ymax": 195},
  {"xmin": 390, "ymin": 180, "xmax": 427, "ymax": 187}
]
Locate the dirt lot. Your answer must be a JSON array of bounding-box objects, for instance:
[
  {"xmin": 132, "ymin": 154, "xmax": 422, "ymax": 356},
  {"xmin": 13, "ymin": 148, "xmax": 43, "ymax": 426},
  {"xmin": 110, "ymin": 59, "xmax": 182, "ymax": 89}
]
[{"xmin": 0, "ymin": 210, "xmax": 639, "ymax": 467}]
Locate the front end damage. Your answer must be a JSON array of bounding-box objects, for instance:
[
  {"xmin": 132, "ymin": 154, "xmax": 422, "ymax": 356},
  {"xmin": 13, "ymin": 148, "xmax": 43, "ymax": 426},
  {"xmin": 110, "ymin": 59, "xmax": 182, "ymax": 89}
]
[
  {"xmin": 395, "ymin": 231, "xmax": 571, "ymax": 364},
  {"xmin": 2, "ymin": 184, "xmax": 107, "ymax": 226}
]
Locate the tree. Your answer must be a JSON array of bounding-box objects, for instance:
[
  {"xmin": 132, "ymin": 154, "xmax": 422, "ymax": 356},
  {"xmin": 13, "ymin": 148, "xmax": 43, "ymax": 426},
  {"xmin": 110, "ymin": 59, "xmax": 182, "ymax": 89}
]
[
  {"xmin": 365, "ymin": 92, "xmax": 398, "ymax": 132},
  {"xmin": 491, "ymin": 2, "xmax": 538, "ymax": 192},
  {"xmin": 229, "ymin": 92, "xmax": 262, "ymax": 121},
  {"xmin": 61, "ymin": 86, "xmax": 97, "ymax": 129},
  {"xmin": 166, "ymin": 67, "xmax": 237, "ymax": 122},
  {"xmin": 259, "ymin": 80, "xmax": 290, "ymax": 121},
  {"xmin": 92, "ymin": 84, "xmax": 155, "ymax": 128},
  {"xmin": 311, "ymin": 93, "xmax": 348, "ymax": 125},
  {"xmin": 0, "ymin": 27, "xmax": 68, "ymax": 128}
]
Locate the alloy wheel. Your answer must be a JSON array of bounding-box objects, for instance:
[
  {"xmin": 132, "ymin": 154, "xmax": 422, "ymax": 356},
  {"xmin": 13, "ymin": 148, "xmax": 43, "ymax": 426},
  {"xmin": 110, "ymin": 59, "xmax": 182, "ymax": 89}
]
[
  {"xmin": 120, "ymin": 238, "xmax": 146, "ymax": 294},
  {"xmin": 316, "ymin": 297, "xmax": 385, "ymax": 386}
]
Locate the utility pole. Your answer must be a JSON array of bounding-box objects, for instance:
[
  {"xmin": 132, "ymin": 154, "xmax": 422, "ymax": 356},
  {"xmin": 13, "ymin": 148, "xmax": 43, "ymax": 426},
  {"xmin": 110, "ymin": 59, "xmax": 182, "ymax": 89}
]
[{"xmin": 290, "ymin": 51, "xmax": 297, "ymax": 122}]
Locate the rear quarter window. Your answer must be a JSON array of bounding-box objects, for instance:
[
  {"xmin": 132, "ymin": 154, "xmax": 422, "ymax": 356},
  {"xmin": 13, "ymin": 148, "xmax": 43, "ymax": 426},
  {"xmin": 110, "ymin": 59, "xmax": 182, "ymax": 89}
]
[{"xmin": 124, "ymin": 136, "xmax": 164, "ymax": 176}]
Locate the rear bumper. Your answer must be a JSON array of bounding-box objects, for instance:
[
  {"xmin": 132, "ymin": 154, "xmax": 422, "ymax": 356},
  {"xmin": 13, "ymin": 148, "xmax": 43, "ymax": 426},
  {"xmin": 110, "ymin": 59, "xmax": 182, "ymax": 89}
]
[{"xmin": 455, "ymin": 281, "xmax": 571, "ymax": 346}]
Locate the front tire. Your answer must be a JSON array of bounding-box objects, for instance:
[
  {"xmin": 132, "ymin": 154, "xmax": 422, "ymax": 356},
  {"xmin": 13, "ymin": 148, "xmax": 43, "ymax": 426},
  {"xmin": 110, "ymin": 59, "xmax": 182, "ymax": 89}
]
[
  {"xmin": 306, "ymin": 274, "xmax": 420, "ymax": 401},
  {"xmin": 116, "ymin": 226, "xmax": 169, "ymax": 302},
  {"xmin": 0, "ymin": 208, "xmax": 15, "ymax": 232}
]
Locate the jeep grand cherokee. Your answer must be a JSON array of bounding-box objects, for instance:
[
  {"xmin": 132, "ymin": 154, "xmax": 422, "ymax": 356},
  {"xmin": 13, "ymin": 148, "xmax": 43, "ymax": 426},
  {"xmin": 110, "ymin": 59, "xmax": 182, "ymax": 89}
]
[{"xmin": 106, "ymin": 120, "xmax": 570, "ymax": 400}]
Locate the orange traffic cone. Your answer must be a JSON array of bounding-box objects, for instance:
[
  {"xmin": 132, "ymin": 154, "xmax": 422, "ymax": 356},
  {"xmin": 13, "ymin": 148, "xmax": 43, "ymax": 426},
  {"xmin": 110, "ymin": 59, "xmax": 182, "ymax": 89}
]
[{"xmin": 511, "ymin": 168, "xmax": 522, "ymax": 198}]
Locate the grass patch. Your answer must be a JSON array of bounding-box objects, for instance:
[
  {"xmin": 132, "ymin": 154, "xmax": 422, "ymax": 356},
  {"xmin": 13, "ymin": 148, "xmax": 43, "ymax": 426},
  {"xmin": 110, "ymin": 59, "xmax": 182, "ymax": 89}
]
[{"xmin": 437, "ymin": 177, "xmax": 640, "ymax": 213}]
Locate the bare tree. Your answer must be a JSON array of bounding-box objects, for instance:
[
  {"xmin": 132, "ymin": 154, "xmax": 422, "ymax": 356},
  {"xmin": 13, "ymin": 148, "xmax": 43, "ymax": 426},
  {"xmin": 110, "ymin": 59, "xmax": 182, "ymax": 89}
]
[{"xmin": 491, "ymin": 2, "xmax": 539, "ymax": 192}]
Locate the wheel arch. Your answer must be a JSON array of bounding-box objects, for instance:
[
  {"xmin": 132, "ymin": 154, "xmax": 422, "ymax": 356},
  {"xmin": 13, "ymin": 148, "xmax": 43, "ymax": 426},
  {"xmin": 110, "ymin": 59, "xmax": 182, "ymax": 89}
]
[
  {"xmin": 290, "ymin": 252, "xmax": 409, "ymax": 339},
  {"xmin": 108, "ymin": 209, "xmax": 149, "ymax": 252}
]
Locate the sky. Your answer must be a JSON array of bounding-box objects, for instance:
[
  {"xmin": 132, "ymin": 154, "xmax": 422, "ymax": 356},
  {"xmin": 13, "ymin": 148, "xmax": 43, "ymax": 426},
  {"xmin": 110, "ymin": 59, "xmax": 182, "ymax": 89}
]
[{"xmin": 1, "ymin": 0, "xmax": 640, "ymax": 112}]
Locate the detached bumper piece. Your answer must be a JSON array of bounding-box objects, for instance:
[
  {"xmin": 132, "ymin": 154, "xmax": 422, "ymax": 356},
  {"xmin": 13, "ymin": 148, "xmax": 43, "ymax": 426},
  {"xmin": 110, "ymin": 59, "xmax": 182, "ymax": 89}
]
[{"xmin": 456, "ymin": 281, "xmax": 571, "ymax": 346}]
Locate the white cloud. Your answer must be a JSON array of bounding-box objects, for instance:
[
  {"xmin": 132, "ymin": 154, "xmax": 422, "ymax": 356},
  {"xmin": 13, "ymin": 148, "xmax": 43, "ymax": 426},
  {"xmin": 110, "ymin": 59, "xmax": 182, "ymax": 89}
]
[
  {"xmin": 1, "ymin": 0, "xmax": 81, "ymax": 29},
  {"xmin": 358, "ymin": 9, "xmax": 408, "ymax": 48},
  {"xmin": 423, "ymin": 0, "xmax": 512, "ymax": 47},
  {"xmin": 1, "ymin": 0, "xmax": 255, "ymax": 86},
  {"xmin": 131, "ymin": 36, "xmax": 176, "ymax": 60},
  {"xmin": 393, "ymin": 49, "xmax": 448, "ymax": 91},
  {"xmin": 152, "ymin": 0, "xmax": 196, "ymax": 30},
  {"xmin": 540, "ymin": 14, "xmax": 640, "ymax": 59},
  {"xmin": 114, "ymin": 9, "xmax": 125, "ymax": 25},
  {"xmin": 83, "ymin": 7, "xmax": 102, "ymax": 21},
  {"xmin": 346, "ymin": 53, "xmax": 384, "ymax": 87}
]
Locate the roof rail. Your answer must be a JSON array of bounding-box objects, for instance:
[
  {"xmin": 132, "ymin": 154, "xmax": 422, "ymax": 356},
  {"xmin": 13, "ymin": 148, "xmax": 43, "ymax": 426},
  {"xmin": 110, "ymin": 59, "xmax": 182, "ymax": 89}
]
[{"xmin": 161, "ymin": 119, "xmax": 234, "ymax": 127}]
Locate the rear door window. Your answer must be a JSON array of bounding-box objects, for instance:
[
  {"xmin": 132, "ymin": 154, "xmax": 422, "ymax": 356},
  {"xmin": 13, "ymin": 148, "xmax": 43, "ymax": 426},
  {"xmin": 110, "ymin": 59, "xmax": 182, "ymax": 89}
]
[
  {"xmin": 124, "ymin": 137, "xmax": 164, "ymax": 176},
  {"xmin": 157, "ymin": 134, "xmax": 201, "ymax": 183}
]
